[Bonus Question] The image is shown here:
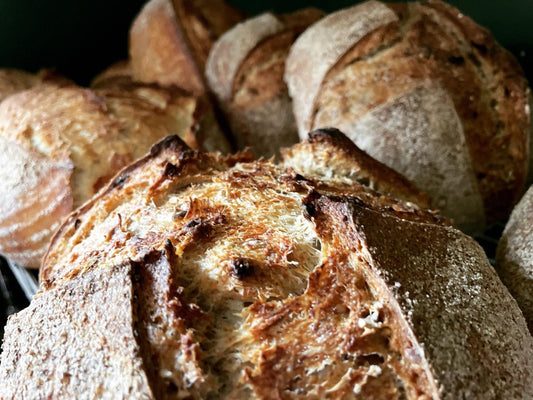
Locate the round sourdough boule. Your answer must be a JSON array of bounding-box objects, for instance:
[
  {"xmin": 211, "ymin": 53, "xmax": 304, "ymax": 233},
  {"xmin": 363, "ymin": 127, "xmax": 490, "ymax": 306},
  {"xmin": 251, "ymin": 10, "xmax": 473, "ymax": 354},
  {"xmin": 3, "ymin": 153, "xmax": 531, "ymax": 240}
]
[
  {"xmin": 205, "ymin": 9, "xmax": 323, "ymax": 157},
  {"xmin": 285, "ymin": 0, "xmax": 530, "ymax": 234},
  {"xmin": 0, "ymin": 82, "xmax": 230, "ymax": 268},
  {"xmin": 496, "ymin": 185, "xmax": 533, "ymax": 333},
  {"xmin": 129, "ymin": 0, "xmax": 244, "ymax": 95},
  {"xmin": 0, "ymin": 135, "xmax": 530, "ymax": 399}
]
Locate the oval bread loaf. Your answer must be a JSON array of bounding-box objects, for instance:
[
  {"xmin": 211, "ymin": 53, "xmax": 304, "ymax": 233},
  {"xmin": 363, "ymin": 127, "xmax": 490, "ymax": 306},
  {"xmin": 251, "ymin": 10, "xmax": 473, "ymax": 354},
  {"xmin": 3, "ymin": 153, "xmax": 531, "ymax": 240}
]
[
  {"xmin": 496, "ymin": 185, "xmax": 533, "ymax": 333},
  {"xmin": 1, "ymin": 134, "xmax": 530, "ymax": 399},
  {"xmin": 129, "ymin": 0, "xmax": 244, "ymax": 95},
  {"xmin": 206, "ymin": 9, "xmax": 323, "ymax": 157},
  {"xmin": 0, "ymin": 81, "xmax": 229, "ymax": 268},
  {"xmin": 285, "ymin": 0, "xmax": 530, "ymax": 234}
]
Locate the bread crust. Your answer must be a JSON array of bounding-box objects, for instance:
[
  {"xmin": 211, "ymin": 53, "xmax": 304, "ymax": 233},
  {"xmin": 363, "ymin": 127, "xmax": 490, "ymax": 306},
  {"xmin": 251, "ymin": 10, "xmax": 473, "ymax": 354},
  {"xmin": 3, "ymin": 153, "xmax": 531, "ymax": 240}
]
[
  {"xmin": 285, "ymin": 0, "xmax": 530, "ymax": 232},
  {"xmin": 206, "ymin": 9, "xmax": 323, "ymax": 157},
  {"xmin": 0, "ymin": 68, "xmax": 72, "ymax": 103},
  {"xmin": 1, "ymin": 135, "xmax": 522, "ymax": 399},
  {"xmin": 130, "ymin": 0, "xmax": 244, "ymax": 95},
  {"xmin": 496, "ymin": 185, "xmax": 533, "ymax": 333},
  {"xmin": 0, "ymin": 81, "xmax": 228, "ymax": 268}
]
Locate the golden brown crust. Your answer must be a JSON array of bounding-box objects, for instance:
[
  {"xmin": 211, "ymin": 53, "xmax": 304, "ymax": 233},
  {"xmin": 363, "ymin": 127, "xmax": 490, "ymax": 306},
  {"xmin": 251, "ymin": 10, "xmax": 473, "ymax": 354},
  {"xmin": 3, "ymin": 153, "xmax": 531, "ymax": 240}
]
[
  {"xmin": 8, "ymin": 135, "xmax": 525, "ymax": 399},
  {"xmin": 0, "ymin": 68, "xmax": 72, "ymax": 103},
  {"xmin": 206, "ymin": 9, "xmax": 323, "ymax": 157},
  {"xmin": 0, "ymin": 81, "xmax": 228, "ymax": 268},
  {"xmin": 285, "ymin": 0, "xmax": 530, "ymax": 232},
  {"xmin": 130, "ymin": 0, "xmax": 244, "ymax": 95},
  {"xmin": 281, "ymin": 127, "xmax": 433, "ymax": 209},
  {"xmin": 90, "ymin": 60, "xmax": 133, "ymax": 88}
]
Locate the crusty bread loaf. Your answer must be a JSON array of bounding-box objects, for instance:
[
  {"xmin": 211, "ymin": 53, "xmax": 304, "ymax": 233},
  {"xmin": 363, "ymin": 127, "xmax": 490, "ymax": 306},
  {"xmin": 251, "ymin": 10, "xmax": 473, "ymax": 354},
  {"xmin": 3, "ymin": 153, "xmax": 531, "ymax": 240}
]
[
  {"xmin": 90, "ymin": 60, "xmax": 133, "ymax": 88},
  {"xmin": 130, "ymin": 0, "xmax": 244, "ymax": 95},
  {"xmin": 0, "ymin": 82, "xmax": 229, "ymax": 268},
  {"xmin": 0, "ymin": 68, "xmax": 71, "ymax": 103},
  {"xmin": 1, "ymin": 135, "xmax": 529, "ymax": 398},
  {"xmin": 206, "ymin": 9, "xmax": 323, "ymax": 157},
  {"xmin": 285, "ymin": 0, "xmax": 530, "ymax": 234},
  {"xmin": 496, "ymin": 185, "xmax": 533, "ymax": 333}
]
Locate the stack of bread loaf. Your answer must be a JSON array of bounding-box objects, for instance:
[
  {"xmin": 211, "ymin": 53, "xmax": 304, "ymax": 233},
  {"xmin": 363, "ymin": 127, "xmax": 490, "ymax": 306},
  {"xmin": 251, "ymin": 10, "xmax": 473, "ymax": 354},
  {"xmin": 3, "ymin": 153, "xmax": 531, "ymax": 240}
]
[{"xmin": 0, "ymin": 0, "xmax": 532, "ymax": 398}]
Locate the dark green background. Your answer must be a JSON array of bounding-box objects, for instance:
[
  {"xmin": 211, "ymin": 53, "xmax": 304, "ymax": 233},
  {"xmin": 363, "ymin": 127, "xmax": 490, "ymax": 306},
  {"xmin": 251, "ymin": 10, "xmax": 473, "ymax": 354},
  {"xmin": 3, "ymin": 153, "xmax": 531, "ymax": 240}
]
[{"xmin": 0, "ymin": 0, "xmax": 531, "ymax": 85}]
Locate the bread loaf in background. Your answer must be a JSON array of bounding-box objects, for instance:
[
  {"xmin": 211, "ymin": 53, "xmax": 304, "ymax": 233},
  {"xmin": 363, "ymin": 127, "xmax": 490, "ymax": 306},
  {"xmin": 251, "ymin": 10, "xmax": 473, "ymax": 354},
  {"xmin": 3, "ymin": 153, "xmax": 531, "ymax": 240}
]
[
  {"xmin": 285, "ymin": 0, "xmax": 530, "ymax": 234},
  {"xmin": 129, "ymin": 0, "xmax": 244, "ymax": 95},
  {"xmin": 0, "ymin": 81, "xmax": 229, "ymax": 268},
  {"xmin": 1, "ymin": 134, "xmax": 530, "ymax": 398},
  {"xmin": 0, "ymin": 68, "xmax": 71, "ymax": 103},
  {"xmin": 496, "ymin": 185, "xmax": 533, "ymax": 333},
  {"xmin": 206, "ymin": 9, "xmax": 323, "ymax": 158}
]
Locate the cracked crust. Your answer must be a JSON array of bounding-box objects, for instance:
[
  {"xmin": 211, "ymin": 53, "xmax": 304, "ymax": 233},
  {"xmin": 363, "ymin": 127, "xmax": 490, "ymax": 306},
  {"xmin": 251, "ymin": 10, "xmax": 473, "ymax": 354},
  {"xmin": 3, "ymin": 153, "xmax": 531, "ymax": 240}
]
[
  {"xmin": 0, "ymin": 82, "xmax": 229, "ymax": 268},
  {"xmin": 0, "ymin": 135, "xmax": 528, "ymax": 398},
  {"xmin": 206, "ymin": 9, "xmax": 324, "ymax": 157},
  {"xmin": 285, "ymin": 0, "xmax": 530, "ymax": 233}
]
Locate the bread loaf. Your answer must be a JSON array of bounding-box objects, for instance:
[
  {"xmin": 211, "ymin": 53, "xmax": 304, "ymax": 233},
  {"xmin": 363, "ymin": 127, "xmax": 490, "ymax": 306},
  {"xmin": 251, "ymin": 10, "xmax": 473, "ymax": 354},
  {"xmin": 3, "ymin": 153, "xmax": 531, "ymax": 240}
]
[
  {"xmin": 130, "ymin": 0, "xmax": 244, "ymax": 95},
  {"xmin": 0, "ymin": 81, "xmax": 229, "ymax": 268},
  {"xmin": 496, "ymin": 185, "xmax": 533, "ymax": 333},
  {"xmin": 0, "ymin": 68, "xmax": 71, "ymax": 102},
  {"xmin": 285, "ymin": 0, "xmax": 530, "ymax": 234},
  {"xmin": 206, "ymin": 9, "xmax": 323, "ymax": 157},
  {"xmin": 1, "ymin": 134, "xmax": 530, "ymax": 398}
]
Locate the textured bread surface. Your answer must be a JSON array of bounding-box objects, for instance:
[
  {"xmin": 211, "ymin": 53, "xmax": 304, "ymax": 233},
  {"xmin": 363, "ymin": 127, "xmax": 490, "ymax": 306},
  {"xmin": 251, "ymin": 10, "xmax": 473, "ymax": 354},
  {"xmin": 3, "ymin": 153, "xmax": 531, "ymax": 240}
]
[
  {"xmin": 130, "ymin": 0, "xmax": 244, "ymax": 95},
  {"xmin": 1, "ymin": 135, "xmax": 529, "ymax": 399},
  {"xmin": 206, "ymin": 9, "xmax": 323, "ymax": 157},
  {"xmin": 285, "ymin": 0, "xmax": 530, "ymax": 233},
  {"xmin": 0, "ymin": 68, "xmax": 71, "ymax": 103},
  {"xmin": 0, "ymin": 82, "xmax": 228, "ymax": 268},
  {"xmin": 496, "ymin": 185, "xmax": 533, "ymax": 333}
]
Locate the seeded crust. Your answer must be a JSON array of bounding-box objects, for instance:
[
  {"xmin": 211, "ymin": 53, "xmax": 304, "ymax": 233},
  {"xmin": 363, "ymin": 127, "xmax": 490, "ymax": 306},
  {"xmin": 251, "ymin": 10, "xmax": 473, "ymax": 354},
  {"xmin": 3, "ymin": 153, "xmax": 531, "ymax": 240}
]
[
  {"xmin": 496, "ymin": 185, "xmax": 533, "ymax": 333},
  {"xmin": 0, "ymin": 135, "xmax": 527, "ymax": 398},
  {"xmin": 0, "ymin": 82, "xmax": 229, "ymax": 268},
  {"xmin": 129, "ymin": 0, "xmax": 244, "ymax": 95},
  {"xmin": 206, "ymin": 9, "xmax": 323, "ymax": 157},
  {"xmin": 285, "ymin": 0, "xmax": 530, "ymax": 233}
]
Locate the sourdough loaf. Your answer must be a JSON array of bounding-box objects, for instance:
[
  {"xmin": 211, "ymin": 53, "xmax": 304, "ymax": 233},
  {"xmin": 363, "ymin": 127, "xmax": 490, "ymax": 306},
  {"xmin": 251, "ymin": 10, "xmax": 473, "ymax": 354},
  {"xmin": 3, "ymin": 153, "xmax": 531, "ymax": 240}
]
[
  {"xmin": 130, "ymin": 0, "xmax": 244, "ymax": 95},
  {"xmin": 205, "ymin": 9, "xmax": 323, "ymax": 157},
  {"xmin": 496, "ymin": 185, "xmax": 533, "ymax": 333},
  {"xmin": 0, "ymin": 68, "xmax": 71, "ymax": 102},
  {"xmin": 0, "ymin": 81, "xmax": 229, "ymax": 268},
  {"xmin": 1, "ymin": 135, "xmax": 530, "ymax": 399},
  {"xmin": 285, "ymin": 0, "xmax": 530, "ymax": 234}
]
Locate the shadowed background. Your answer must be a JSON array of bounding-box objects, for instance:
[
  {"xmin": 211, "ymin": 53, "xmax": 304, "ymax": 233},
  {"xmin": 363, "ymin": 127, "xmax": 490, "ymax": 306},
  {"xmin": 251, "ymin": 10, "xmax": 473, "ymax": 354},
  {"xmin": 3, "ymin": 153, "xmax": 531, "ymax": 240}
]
[{"xmin": 0, "ymin": 0, "xmax": 530, "ymax": 85}]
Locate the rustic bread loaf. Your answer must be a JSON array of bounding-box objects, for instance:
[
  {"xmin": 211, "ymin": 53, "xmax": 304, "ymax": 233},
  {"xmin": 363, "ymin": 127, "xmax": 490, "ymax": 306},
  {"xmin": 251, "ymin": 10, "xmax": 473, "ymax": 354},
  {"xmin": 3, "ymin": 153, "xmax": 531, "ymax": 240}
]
[
  {"xmin": 130, "ymin": 0, "xmax": 244, "ymax": 95},
  {"xmin": 0, "ymin": 68, "xmax": 71, "ymax": 102},
  {"xmin": 1, "ymin": 135, "xmax": 530, "ymax": 399},
  {"xmin": 90, "ymin": 60, "xmax": 133, "ymax": 88},
  {"xmin": 285, "ymin": 0, "xmax": 530, "ymax": 234},
  {"xmin": 206, "ymin": 9, "xmax": 323, "ymax": 157},
  {"xmin": 0, "ymin": 82, "xmax": 229, "ymax": 268},
  {"xmin": 496, "ymin": 185, "xmax": 533, "ymax": 333}
]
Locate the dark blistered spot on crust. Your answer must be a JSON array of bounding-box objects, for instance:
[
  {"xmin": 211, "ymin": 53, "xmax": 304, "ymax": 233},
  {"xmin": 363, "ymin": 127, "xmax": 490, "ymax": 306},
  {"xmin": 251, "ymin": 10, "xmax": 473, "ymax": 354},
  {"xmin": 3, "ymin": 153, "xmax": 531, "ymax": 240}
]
[
  {"xmin": 230, "ymin": 258, "xmax": 256, "ymax": 279},
  {"xmin": 162, "ymin": 162, "xmax": 181, "ymax": 178},
  {"xmin": 448, "ymin": 55, "xmax": 465, "ymax": 65},
  {"xmin": 303, "ymin": 201, "xmax": 316, "ymax": 219},
  {"xmin": 111, "ymin": 174, "xmax": 128, "ymax": 188},
  {"xmin": 149, "ymin": 135, "xmax": 191, "ymax": 157}
]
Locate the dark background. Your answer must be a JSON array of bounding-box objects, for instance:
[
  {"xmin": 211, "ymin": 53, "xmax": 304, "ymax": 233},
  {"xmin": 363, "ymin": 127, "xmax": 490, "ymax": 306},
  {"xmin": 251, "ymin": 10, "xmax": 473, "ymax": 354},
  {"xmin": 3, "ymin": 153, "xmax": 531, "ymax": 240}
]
[{"xmin": 0, "ymin": 0, "xmax": 531, "ymax": 85}]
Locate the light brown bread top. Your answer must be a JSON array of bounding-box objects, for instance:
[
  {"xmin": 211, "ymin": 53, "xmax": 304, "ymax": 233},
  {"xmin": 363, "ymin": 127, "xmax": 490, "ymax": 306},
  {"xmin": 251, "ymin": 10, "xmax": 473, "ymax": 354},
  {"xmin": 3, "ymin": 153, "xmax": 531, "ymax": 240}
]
[
  {"xmin": 285, "ymin": 0, "xmax": 530, "ymax": 233},
  {"xmin": 0, "ymin": 82, "xmax": 229, "ymax": 268},
  {"xmin": 206, "ymin": 9, "xmax": 324, "ymax": 158},
  {"xmin": 130, "ymin": 0, "xmax": 244, "ymax": 95},
  {"xmin": 0, "ymin": 68, "xmax": 72, "ymax": 103},
  {"xmin": 0, "ymin": 135, "xmax": 523, "ymax": 398},
  {"xmin": 90, "ymin": 60, "xmax": 133, "ymax": 88},
  {"xmin": 281, "ymin": 127, "xmax": 432, "ymax": 209},
  {"xmin": 496, "ymin": 185, "xmax": 533, "ymax": 333}
]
